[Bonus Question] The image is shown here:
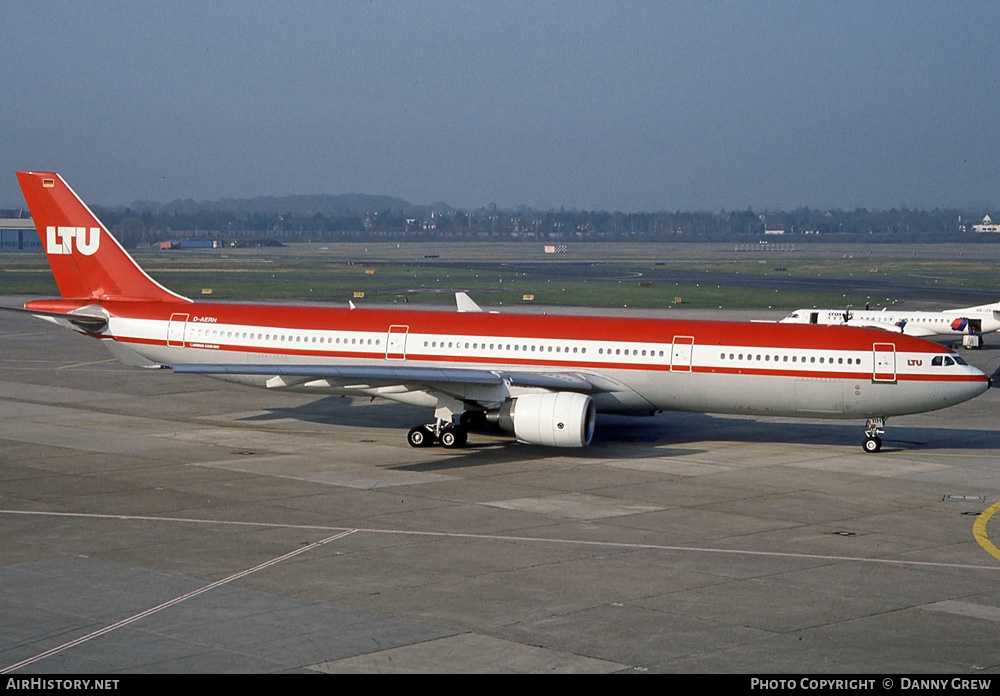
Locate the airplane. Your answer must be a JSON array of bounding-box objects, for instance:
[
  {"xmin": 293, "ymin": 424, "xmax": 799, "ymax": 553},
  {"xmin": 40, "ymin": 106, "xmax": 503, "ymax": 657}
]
[
  {"xmin": 778, "ymin": 303, "xmax": 1000, "ymax": 340},
  {"xmin": 7, "ymin": 171, "xmax": 993, "ymax": 454}
]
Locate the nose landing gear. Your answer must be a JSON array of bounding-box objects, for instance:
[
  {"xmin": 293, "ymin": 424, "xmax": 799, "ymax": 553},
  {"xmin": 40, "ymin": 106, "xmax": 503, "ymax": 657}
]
[{"xmin": 863, "ymin": 417, "xmax": 885, "ymax": 453}]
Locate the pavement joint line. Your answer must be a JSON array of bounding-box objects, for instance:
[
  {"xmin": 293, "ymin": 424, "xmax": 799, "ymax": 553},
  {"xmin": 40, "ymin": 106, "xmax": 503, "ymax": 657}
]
[{"xmin": 55, "ymin": 358, "xmax": 117, "ymax": 370}]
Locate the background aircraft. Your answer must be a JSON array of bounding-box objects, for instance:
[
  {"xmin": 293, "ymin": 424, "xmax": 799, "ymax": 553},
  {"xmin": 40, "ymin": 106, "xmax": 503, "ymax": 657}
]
[
  {"xmin": 10, "ymin": 171, "xmax": 992, "ymax": 453},
  {"xmin": 779, "ymin": 303, "xmax": 1000, "ymax": 342}
]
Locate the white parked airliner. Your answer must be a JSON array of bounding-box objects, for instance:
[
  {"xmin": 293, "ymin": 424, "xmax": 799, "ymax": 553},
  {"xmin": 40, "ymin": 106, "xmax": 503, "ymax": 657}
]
[{"xmin": 779, "ymin": 303, "xmax": 1000, "ymax": 338}]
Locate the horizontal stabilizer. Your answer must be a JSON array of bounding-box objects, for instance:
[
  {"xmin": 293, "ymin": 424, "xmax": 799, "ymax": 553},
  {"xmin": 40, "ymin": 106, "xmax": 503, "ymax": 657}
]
[{"xmin": 0, "ymin": 304, "xmax": 109, "ymax": 334}]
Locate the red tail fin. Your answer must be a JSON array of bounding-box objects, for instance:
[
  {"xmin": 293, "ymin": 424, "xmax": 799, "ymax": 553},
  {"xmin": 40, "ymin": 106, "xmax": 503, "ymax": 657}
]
[{"xmin": 16, "ymin": 171, "xmax": 190, "ymax": 303}]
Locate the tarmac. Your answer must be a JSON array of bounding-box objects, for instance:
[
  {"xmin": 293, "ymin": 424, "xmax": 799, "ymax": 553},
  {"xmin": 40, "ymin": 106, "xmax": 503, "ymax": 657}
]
[{"xmin": 2, "ymin": 296, "xmax": 1000, "ymax": 674}]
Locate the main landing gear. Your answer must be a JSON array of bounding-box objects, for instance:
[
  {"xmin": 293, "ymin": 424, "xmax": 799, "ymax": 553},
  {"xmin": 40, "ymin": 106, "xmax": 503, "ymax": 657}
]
[
  {"xmin": 863, "ymin": 417, "xmax": 885, "ymax": 453},
  {"xmin": 407, "ymin": 421, "xmax": 469, "ymax": 449}
]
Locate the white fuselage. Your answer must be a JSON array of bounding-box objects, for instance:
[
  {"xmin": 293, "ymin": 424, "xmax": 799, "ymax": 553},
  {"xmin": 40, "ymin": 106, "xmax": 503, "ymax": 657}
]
[{"xmin": 77, "ymin": 301, "xmax": 989, "ymax": 423}]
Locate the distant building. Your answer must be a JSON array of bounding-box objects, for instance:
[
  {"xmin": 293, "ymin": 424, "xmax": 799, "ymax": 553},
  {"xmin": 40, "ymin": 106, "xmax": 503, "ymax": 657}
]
[
  {"xmin": 158, "ymin": 240, "xmax": 223, "ymax": 249},
  {"xmin": 0, "ymin": 219, "xmax": 41, "ymax": 251},
  {"xmin": 974, "ymin": 215, "xmax": 1000, "ymax": 233},
  {"xmin": 764, "ymin": 224, "xmax": 785, "ymax": 236}
]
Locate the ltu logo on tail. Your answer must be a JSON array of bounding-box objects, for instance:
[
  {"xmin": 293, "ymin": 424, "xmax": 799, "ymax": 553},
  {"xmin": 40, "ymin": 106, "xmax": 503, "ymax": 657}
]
[{"xmin": 46, "ymin": 226, "xmax": 100, "ymax": 256}]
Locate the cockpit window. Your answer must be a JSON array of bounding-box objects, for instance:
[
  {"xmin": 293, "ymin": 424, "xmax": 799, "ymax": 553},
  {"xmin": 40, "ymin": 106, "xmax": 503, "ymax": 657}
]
[{"xmin": 932, "ymin": 355, "xmax": 962, "ymax": 367}]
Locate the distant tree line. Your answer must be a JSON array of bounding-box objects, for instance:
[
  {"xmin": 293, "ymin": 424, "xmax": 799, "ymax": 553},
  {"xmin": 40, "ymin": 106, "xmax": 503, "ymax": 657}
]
[{"xmin": 85, "ymin": 203, "xmax": 996, "ymax": 248}]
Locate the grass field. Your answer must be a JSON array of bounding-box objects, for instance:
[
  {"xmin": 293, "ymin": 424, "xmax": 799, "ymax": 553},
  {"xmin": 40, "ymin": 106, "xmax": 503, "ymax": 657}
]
[{"xmin": 2, "ymin": 242, "xmax": 999, "ymax": 309}]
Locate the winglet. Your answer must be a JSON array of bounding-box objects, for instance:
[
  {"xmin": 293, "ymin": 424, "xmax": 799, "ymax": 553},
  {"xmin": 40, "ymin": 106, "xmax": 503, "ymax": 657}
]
[{"xmin": 456, "ymin": 292, "xmax": 483, "ymax": 313}]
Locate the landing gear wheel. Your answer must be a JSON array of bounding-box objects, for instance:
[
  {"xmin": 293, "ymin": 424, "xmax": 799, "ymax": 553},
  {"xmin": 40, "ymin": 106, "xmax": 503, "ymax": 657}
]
[
  {"xmin": 863, "ymin": 436, "xmax": 882, "ymax": 453},
  {"xmin": 439, "ymin": 425, "xmax": 468, "ymax": 449},
  {"xmin": 863, "ymin": 417, "xmax": 886, "ymax": 454},
  {"xmin": 407, "ymin": 425, "xmax": 434, "ymax": 448}
]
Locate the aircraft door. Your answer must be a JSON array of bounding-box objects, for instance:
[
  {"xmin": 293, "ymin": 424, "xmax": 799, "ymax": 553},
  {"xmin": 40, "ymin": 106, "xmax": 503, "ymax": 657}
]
[
  {"xmin": 167, "ymin": 313, "xmax": 189, "ymax": 348},
  {"xmin": 873, "ymin": 343, "xmax": 896, "ymax": 383},
  {"xmin": 386, "ymin": 325, "xmax": 408, "ymax": 360},
  {"xmin": 670, "ymin": 335, "xmax": 694, "ymax": 372}
]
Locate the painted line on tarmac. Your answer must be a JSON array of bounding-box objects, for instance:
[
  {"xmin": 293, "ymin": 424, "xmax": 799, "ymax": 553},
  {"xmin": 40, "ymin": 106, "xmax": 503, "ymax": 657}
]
[
  {"xmin": 973, "ymin": 500, "xmax": 1000, "ymax": 562},
  {"xmin": 4, "ymin": 508, "xmax": 1000, "ymax": 573}
]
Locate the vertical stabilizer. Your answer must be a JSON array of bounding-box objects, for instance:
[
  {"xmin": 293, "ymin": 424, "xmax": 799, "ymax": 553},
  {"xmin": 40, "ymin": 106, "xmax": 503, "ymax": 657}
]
[{"xmin": 16, "ymin": 171, "xmax": 190, "ymax": 303}]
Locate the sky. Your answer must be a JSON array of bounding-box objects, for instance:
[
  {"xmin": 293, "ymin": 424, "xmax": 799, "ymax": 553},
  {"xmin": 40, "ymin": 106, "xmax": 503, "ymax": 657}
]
[{"xmin": 2, "ymin": 1, "xmax": 998, "ymax": 212}]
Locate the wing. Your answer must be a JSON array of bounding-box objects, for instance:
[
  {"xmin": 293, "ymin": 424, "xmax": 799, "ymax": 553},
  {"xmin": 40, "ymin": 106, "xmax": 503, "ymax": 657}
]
[
  {"xmin": 843, "ymin": 319, "xmax": 906, "ymax": 334},
  {"xmin": 166, "ymin": 362, "xmax": 602, "ymax": 409},
  {"xmin": 167, "ymin": 363, "xmax": 596, "ymax": 389}
]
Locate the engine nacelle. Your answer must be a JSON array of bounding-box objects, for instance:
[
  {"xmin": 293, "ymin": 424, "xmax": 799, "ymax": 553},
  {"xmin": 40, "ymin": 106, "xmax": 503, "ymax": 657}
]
[{"xmin": 490, "ymin": 392, "xmax": 596, "ymax": 447}]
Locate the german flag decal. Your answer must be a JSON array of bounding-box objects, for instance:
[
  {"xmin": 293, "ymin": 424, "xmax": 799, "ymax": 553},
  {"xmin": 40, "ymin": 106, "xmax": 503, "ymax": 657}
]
[{"xmin": 42, "ymin": 179, "xmax": 55, "ymax": 188}]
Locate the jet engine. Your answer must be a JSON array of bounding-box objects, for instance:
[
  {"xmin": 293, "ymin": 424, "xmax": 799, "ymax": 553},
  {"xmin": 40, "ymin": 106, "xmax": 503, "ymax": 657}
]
[{"xmin": 488, "ymin": 392, "xmax": 596, "ymax": 447}]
